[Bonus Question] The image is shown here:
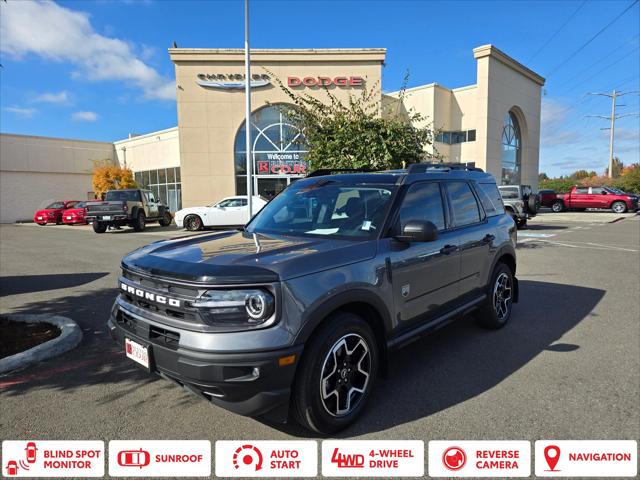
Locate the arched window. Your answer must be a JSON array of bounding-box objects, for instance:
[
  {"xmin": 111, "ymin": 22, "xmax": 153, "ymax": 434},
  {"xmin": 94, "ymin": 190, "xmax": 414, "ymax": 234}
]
[
  {"xmin": 234, "ymin": 104, "xmax": 307, "ymax": 198},
  {"xmin": 501, "ymin": 111, "xmax": 521, "ymax": 185}
]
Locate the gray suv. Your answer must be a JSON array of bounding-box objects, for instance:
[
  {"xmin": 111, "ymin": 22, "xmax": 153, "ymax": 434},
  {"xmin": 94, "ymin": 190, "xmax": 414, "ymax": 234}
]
[{"xmin": 108, "ymin": 163, "xmax": 518, "ymax": 434}]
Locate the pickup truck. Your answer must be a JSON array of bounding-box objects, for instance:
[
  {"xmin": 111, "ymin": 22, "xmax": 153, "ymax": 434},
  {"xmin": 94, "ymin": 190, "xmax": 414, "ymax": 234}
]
[
  {"xmin": 551, "ymin": 186, "xmax": 638, "ymax": 213},
  {"xmin": 85, "ymin": 189, "xmax": 173, "ymax": 233}
]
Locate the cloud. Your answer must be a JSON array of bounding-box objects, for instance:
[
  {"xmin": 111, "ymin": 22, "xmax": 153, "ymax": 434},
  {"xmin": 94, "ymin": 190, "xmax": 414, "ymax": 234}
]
[
  {"xmin": 4, "ymin": 106, "xmax": 37, "ymax": 118},
  {"xmin": 540, "ymin": 98, "xmax": 580, "ymax": 147},
  {"xmin": 0, "ymin": 0, "xmax": 174, "ymax": 100},
  {"xmin": 31, "ymin": 90, "xmax": 70, "ymax": 104},
  {"xmin": 72, "ymin": 111, "xmax": 98, "ymax": 122}
]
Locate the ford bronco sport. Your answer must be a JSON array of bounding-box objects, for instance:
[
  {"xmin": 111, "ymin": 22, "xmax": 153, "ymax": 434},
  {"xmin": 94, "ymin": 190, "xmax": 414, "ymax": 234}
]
[{"xmin": 108, "ymin": 163, "xmax": 518, "ymax": 434}]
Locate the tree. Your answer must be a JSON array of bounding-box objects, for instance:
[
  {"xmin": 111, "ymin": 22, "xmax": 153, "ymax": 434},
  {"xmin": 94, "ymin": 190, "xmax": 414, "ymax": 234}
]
[
  {"xmin": 538, "ymin": 172, "xmax": 549, "ymax": 181},
  {"xmin": 604, "ymin": 157, "xmax": 624, "ymax": 178},
  {"xmin": 269, "ymin": 73, "xmax": 438, "ymax": 172},
  {"xmin": 92, "ymin": 159, "xmax": 137, "ymax": 197},
  {"xmin": 615, "ymin": 163, "xmax": 640, "ymax": 193},
  {"xmin": 570, "ymin": 170, "xmax": 592, "ymax": 180}
]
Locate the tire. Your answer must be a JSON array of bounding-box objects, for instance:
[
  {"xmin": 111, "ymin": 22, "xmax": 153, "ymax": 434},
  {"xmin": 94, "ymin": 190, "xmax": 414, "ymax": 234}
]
[
  {"xmin": 551, "ymin": 200, "xmax": 564, "ymax": 213},
  {"xmin": 184, "ymin": 214, "xmax": 203, "ymax": 231},
  {"xmin": 159, "ymin": 211, "xmax": 173, "ymax": 227},
  {"xmin": 476, "ymin": 263, "xmax": 514, "ymax": 329},
  {"xmin": 92, "ymin": 221, "xmax": 107, "ymax": 234},
  {"xmin": 55, "ymin": 215, "xmax": 63, "ymax": 225},
  {"xmin": 133, "ymin": 212, "xmax": 146, "ymax": 232},
  {"xmin": 292, "ymin": 312, "xmax": 379, "ymax": 435},
  {"xmin": 611, "ymin": 201, "xmax": 627, "ymax": 214},
  {"xmin": 526, "ymin": 193, "xmax": 540, "ymax": 214},
  {"xmin": 36, "ymin": 222, "xmax": 46, "ymax": 226}
]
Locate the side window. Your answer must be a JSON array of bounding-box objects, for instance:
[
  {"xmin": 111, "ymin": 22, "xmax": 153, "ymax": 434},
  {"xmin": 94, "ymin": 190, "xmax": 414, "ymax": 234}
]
[
  {"xmin": 575, "ymin": 187, "xmax": 589, "ymax": 194},
  {"xmin": 397, "ymin": 182, "xmax": 446, "ymax": 232},
  {"xmin": 591, "ymin": 187, "xmax": 604, "ymax": 194},
  {"xmin": 240, "ymin": 199, "xmax": 248, "ymax": 206},
  {"xmin": 477, "ymin": 182, "xmax": 505, "ymax": 217},
  {"xmin": 445, "ymin": 182, "xmax": 482, "ymax": 227},
  {"xmin": 217, "ymin": 199, "xmax": 231, "ymax": 208},
  {"xmin": 147, "ymin": 192, "xmax": 156, "ymax": 203}
]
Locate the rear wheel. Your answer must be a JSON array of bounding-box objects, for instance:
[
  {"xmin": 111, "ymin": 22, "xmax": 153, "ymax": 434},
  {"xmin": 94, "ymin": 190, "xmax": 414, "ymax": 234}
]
[
  {"xmin": 133, "ymin": 212, "xmax": 146, "ymax": 232},
  {"xmin": 159, "ymin": 211, "xmax": 172, "ymax": 227},
  {"xmin": 92, "ymin": 221, "xmax": 107, "ymax": 233},
  {"xmin": 292, "ymin": 312, "xmax": 378, "ymax": 434},
  {"xmin": 551, "ymin": 201, "xmax": 564, "ymax": 213},
  {"xmin": 476, "ymin": 263, "xmax": 514, "ymax": 329},
  {"xmin": 184, "ymin": 215, "xmax": 203, "ymax": 231},
  {"xmin": 611, "ymin": 201, "xmax": 627, "ymax": 213}
]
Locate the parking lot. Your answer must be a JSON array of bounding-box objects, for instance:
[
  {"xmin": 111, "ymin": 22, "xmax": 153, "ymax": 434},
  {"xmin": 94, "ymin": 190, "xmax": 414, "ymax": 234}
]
[{"xmin": 1, "ymin": 211, "xmax": 638, "ymax": 445}]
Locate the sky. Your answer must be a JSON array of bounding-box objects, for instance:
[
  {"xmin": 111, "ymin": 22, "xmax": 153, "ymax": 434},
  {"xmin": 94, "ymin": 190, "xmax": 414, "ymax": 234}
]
[{"xmin": 1, "ymin": 0, "xmax": 639, "ymax": 178}]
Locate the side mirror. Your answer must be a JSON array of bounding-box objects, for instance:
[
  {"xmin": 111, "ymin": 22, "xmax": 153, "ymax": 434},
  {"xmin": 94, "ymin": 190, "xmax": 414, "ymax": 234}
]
[
  {"xmin": 602, "ymin": 191, "xmax": 607, "ymax": 195},
  {"xmin": 397, "ymin": 220, "xmax": 439, "ymax": 243}
]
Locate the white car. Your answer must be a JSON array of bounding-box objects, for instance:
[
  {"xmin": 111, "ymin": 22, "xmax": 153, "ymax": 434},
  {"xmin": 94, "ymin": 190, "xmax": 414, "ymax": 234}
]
[{"xmin": 175, "ymin": 196, "xmax": 268, "ymax": 231}]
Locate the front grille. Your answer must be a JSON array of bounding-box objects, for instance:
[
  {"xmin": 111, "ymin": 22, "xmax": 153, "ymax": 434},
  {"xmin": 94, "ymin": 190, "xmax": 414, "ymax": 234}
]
[
  {"xmin": 116, "ymin": 309, "xmax": 181, "ymax": 350},
  {"xmin": 149, "ymin": 325, "xmax": 180, "ymax": 350}
]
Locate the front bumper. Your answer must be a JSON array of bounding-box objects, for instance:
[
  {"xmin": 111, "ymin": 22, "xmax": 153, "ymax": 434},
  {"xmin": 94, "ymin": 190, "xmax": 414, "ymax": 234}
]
[{"xmin": 107, "ymin": 302, "xmax": 302, "ymax": 422}]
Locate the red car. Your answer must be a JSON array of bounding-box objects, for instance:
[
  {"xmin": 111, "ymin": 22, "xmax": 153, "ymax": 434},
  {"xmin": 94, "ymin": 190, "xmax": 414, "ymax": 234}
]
[
  {"xmin": 552, "ymin": 186, "xmax": 638, "ymax": 213},
  {"xmin": 62, "ymin": 201, "xmax": 89, "ymax": 225},
  {"xmin": 33, "ymin": 200, "xmax": 81, "ymax": 225}
]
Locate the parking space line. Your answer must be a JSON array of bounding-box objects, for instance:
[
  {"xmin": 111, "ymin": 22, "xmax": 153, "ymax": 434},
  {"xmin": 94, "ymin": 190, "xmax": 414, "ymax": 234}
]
[{"xmin": 528, "ymin": 239, "xmax": 638, "ymax": 252}]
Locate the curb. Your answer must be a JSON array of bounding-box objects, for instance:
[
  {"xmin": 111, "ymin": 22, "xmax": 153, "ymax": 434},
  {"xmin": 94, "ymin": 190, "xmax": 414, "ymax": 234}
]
[{"xmin": 0, "ymin": 314, "xmax": 83, "ymax": 375}]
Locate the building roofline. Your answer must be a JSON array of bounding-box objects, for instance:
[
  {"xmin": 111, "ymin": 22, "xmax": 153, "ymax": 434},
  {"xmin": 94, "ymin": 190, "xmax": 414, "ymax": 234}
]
[
  {"xmin": 169, "ymin": 47, "xmax": 386, "ymax": 63},
  {"xmin": 114, "ymin": 126, "xmax": 179, "ymax": 145},
  {"xmin": 0, "ymin": 132, "xmax": 114, "ymax": 146},
  {"xmin": 473, "ymin": 44, "xmax": 545, "ymax": 86}
]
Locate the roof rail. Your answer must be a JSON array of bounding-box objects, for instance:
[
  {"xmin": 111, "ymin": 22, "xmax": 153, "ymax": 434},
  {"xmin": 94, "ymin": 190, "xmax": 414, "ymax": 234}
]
[
  {"xmin": 407, "ymin": 162, "xmax": 484, "ymax": 174},
  {"xmin": 306, "ymin": 168, "xmax": 374, "ymax": 178}
]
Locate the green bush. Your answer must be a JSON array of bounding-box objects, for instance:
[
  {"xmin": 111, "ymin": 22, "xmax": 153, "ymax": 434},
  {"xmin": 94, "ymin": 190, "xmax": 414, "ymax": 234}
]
[
  {"xmin": 614, "ymin": 166, "xmax": 640, "ymax": 193},
  {"xmin": 539, "ymin": 178, "xmax": 576, "ymax": 193}
]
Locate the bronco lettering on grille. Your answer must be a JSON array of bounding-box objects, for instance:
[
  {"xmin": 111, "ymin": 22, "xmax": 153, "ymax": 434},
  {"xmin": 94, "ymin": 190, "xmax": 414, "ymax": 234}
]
[{"xmin": 121, "ymin": 282, "xmax": 181, "ymax": 307}]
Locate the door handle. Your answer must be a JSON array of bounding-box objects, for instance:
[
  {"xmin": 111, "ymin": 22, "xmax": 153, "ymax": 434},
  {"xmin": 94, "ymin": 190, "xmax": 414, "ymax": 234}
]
[
  {"xmin": 440, "ymin": 244, "xmax": 458, "ymax": 255},
  {"xmin": 482, "ymin": 234, "xmax": 495, "ymax": 244}
]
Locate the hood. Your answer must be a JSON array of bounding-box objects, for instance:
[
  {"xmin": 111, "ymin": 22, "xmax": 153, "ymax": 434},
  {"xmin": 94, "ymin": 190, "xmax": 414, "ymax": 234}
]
[
  {"xmin": 35, "ymin": 209, "xmax": 59, "ymax": 215},
  {"xmin": 122, "ymin": 230, "xmax": 377, "ymax": 284}
]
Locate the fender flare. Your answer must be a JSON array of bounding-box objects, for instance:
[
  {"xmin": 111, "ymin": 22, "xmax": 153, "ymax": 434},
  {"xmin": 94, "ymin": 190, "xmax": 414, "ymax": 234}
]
[
  {"xmin": 293, "ymin": 288, "xmax": 393, "ymax": 346},
  {"xmin": 488, "ymin": 244, "xmax": 518, "ymax": 302}
]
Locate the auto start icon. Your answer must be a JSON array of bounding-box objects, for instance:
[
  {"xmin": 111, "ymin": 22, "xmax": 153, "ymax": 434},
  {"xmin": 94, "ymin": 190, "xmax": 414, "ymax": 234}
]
[
  {"xmin": 442, "ymin": 447, "xmax": 467, "ymax": 471},
  {"xmin": 233, "ymin": 445, "xmax": 263, "ymax": 471}
]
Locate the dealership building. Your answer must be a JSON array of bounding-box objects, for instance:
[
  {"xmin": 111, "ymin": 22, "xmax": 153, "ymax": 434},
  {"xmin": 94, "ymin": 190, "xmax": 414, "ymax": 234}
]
[{"xmin": 0, "ymin": 44, "xmax": 544, "ymax": 223}]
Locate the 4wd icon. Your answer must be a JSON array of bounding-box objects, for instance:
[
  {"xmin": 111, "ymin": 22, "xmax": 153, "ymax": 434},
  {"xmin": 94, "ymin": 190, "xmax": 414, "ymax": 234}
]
[{"xmin": 322, "ymin": 440, "xmax": 424, "ymax": 477}]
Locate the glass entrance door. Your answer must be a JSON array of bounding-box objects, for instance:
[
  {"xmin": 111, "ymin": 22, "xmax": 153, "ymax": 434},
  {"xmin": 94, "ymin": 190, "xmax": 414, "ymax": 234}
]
[{"xmin": 255, "ymin": 177, "xmax": 289, "ymax": 200}]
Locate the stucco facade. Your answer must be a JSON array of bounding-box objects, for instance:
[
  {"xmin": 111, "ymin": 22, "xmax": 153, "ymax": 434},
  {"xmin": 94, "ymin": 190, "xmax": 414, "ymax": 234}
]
[{"xmin": 0, "ymin": 133, "xmax": 114, "ymax": 223}]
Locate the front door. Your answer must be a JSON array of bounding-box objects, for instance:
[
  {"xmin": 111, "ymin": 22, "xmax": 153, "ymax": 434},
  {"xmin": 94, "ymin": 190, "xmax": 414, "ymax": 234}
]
[
  {"xmin": 387, "ymin": 181, "xmax": 461, "ymax": 326},
  {"xmin": 145, "ymin": 191, "xmax": 159, "ymax": 218}
]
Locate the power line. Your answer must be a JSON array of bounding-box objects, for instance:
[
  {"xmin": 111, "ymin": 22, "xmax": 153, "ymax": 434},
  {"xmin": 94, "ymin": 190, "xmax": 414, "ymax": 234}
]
[
  {"xmin": 546, "ymin": 0, "xmax": 640, "ymax": 78},
  {"xmin": 528, "ymin": 0, "xmax": 588, "ymax": 62}
]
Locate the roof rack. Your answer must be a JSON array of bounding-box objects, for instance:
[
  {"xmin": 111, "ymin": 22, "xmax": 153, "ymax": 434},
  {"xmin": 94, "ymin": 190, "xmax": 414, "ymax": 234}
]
[
  {"xmin": 306, "ymin": 168, "xmax": 374, "ymax": 178},
  {"xmin": 407, "ymin": 162, "xmax": 484, "ymax": 174}
]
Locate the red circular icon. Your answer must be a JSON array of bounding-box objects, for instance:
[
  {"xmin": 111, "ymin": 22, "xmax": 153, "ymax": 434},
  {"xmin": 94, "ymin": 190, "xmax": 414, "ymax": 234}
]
[{"xmin": 442, "ymin": 446, "xmax": 466, "ymax": 471}]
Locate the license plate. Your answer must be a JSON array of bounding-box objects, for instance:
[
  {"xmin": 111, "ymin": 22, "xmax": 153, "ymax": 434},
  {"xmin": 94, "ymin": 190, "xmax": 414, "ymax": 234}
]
[
  {"xmin": 125, "ymin": 338, "xmax": 149, "ymax": 369},
  {"xmin": 67, "ymin": 216, "xmax": 72, "ymax": 220},
  {"xmin": 37, "ymin": 216, "xmax": 43, "ymax": 220},
  {"xmin": 103, "ymin": 215, "xmax": 111, "ymax": 220}
]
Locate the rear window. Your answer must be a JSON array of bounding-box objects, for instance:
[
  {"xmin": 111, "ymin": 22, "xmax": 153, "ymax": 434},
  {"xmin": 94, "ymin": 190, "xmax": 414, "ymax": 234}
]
[
  {"xmin": 499, "ymin": 187, "xmax": 520, "ymax": 199},
  {"xmin": 477, "ymin": 182, "xmax": 505, "ymax": 217},
  {"xmin": 105, "ymin": 190, "xmax": 141, "ymax": 202}
]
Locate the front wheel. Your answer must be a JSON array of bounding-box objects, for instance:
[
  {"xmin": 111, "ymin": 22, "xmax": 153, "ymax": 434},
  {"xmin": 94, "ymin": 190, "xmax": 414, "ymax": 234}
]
[
  {"xmin": 292, "ymin": 312, "xmax": 378, "ymax": 434},
  {"xmin": 476, "ymin": 263, "xmax": 514, "ymax": 329},
  {"xmin": 551, "ymin": 201, "xmax": 564, "ymax": 213},
  {"xmin": 184, "ymin": 215, "xmax": 203, "ymax": 231},
  {"xmin": 93, "ymin": 221, "xmax": 107, "ymax": 233},
  {"xmin": 159, "ymin": 211, "xmax": 173, "ymax": 227},
  {"xmin": 36, "ymin": 222, "xmax": 46, "ymax": 226},
  {"xmin": 611, "ymin": 201, "xmax": 627, "ymax": 214}
]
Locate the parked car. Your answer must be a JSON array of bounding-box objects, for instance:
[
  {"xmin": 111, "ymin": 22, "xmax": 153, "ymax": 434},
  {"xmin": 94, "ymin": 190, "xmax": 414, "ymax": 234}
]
[
  {"xmin": 538, "ymin": 189, "xmax": 558, "ymax": 208},
  {"xmin": 174, "ymin": 195, "xmax": 268, "ymax": 231},
  {"xmin": 108, "ymin": 163, "xmax": 518, "ymax": 434},
  {"xmin": 34, "ymin": 200, "xmax": 81, "ymax": 225},
  {"xmin": 551, "ymin": 186, "xmax": 638, "ymax": 213},
  {"xmin": 85, "ymin": 189, "xmax": 172, "ymax": 233},
  {"xmin": 498, "ymin": 185, "xmax": 540, "ymax": 228},
  {"xmin": 62, "ymin": 201, "xmax": 89, "ymax": 225}
]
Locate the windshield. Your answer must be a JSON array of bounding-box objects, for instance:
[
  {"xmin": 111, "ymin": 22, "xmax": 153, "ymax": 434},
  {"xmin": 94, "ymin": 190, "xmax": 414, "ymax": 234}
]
[
  {"xmin": 74, "ymin": 202, "xmax": 87, "ymax": 209},
  {"xmin": 499, "ymin": 187, "xmax": 520, "ymax": 199},
  {"xmin": 105, "ymin": 190, "xmax": 141, "ymax": 202},
  {"xmin": 248, "ymin": 180, "xmax": 395, "ymax": 239},
  {"xmin": 45, "ymin": 202, "xmax": 65, "ymax": 209}
]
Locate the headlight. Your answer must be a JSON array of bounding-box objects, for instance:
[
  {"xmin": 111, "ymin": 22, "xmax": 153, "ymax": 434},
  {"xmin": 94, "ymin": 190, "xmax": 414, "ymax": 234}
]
[{"xmin": 193, "ymin": 289, "xmax": 275, "ymax": 327}]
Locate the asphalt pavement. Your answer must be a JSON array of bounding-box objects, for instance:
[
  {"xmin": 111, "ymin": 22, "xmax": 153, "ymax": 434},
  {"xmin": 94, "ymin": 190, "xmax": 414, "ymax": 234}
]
[{"xmin": 1, "ymin": 213, "xmax": 638, "ymax": 449}]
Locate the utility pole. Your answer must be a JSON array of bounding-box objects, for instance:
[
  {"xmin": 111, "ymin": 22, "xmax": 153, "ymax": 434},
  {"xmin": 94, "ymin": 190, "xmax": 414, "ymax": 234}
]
[
  {"xmin": 586, "ymin": 89, "xmax": 639, "ymax": 178},
  {"xmin": 244, "ymin": 0, "xmax": 253, "ymax": 221}
]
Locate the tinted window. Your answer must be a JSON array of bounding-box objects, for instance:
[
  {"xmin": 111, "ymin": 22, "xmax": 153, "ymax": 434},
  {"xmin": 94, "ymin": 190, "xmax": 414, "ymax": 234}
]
[
  {"xmin": 397, "ymin": 182, "xmax": 445, "ymax": 232},
  {"xmin": 105, "ymin": 190, "xmax": 141, "ymax": 202},
  {"xmin": 575, "ymin": 187, "xmax": 589, "ymax": 194},
  {"xmin": 45, "ymin": 202, "xmax": 65, "ymax": 209},
  {"xmin": 477, "ymin": 182, "xmax": 505, "ymax": 217},
  {"xmin": 591, "ymin": 187, "xmax": 604, "ymax": 194},
  {"xmin": 446, "ymin": 182, "xmax": 481, "ymax": 226},
  {"xmin": 499, "ymin": 187, "xmax": 520, "ymax": 199},
  {"xmin": 467, "ymin": 129, "xmax": 476, "ymax": 141}
]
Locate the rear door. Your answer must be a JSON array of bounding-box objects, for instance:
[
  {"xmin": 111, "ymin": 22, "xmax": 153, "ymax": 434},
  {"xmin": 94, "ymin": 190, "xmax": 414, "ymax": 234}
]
[
  {"xmin": 444, "ymin": 181, "xmax": 492, "ymax": 298},
  {"xmin": 387, "ymin": 181, "xmax": 461, "ymax": 325},
  {"xmin": 572, "ymin": 187, "xmax": 592, "ymax": 208}
]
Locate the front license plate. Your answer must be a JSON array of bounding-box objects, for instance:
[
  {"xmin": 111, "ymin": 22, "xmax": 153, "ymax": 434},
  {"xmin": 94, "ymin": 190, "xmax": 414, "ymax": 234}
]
[
  {"xmin": 125, "ymin": 338, "xmax": 149, "ymax": 369},
  {"xmin": 103, "ymin": 215, "xmax": 112, "ymax": 220},
  {"xmin": 37, "ymin": 216, "xmax": 43, "ymax": 220},
  {"xmin": 67, "ymin": 216, "xmax": 72, "ymax": 220}
]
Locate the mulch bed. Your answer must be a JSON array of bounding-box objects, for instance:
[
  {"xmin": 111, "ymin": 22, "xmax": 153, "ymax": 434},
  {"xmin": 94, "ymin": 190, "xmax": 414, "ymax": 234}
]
[{"xmin": 0, "ymin": 317, "xmax": 61, "ymax": 359}]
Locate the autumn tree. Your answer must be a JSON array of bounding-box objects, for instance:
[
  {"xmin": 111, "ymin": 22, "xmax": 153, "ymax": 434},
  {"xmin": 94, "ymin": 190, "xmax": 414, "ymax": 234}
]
[
  {"xmin": 269, "ymin": 73, "xmax": 439, "ymax": 172},
  {"xmin": 92, "ymin": 159, "xmax": 137, "ymax": 198}
]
